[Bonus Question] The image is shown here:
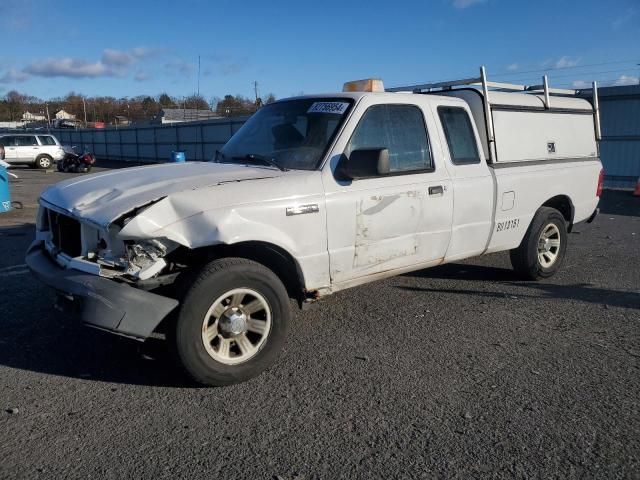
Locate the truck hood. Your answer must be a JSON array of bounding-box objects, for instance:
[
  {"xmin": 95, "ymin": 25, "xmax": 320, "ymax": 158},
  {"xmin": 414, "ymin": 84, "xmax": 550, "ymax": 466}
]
[{"xmin": 40, "ymin": 162, "xmax": 283, "ymax": 227}]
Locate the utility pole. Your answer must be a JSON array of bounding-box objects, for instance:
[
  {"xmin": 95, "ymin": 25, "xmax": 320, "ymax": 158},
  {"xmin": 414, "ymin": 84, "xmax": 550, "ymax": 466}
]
[
  {"xmin": 82, "ymin": 97, "xmax": 87, "ymax": 127},
  {"xmin": 45, "ymin": 103, "xmax": 50, "ymax": 129},
  {"xmin": 197, "ymin": 55, "xmax": 201, "ymax": 97},
  {"xmin": 254, "ymin": 81, "xmax": 259, "ymax": 103}
]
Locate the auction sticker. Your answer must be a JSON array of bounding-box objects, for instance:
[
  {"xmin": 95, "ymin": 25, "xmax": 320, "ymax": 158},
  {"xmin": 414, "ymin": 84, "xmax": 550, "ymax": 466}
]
[{"xmin": 307, "ymin": 102, "xmax": 350, "ymax": 115}]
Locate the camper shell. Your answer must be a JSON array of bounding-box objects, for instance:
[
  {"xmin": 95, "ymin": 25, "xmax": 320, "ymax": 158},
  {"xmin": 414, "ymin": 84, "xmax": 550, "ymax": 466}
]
[{"xmin": 387, "ymin": 67, "xmax": 601, "ymax": 165}]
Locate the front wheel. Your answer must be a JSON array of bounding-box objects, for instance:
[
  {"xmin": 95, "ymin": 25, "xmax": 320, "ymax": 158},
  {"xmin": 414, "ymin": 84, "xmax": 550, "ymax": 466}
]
[
  {"xmin": 173, "ymin": 258, "xmax": 291, "ymax": 386},
  {"xmin": 510, "ymin": 207, "xmax": 568, "ymax": 280}
]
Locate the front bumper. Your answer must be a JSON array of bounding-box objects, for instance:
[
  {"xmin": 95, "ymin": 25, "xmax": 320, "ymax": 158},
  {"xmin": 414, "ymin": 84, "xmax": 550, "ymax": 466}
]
[{"xmin": 26, "ymin": 241, "xmax": 179, "ymax": 340}]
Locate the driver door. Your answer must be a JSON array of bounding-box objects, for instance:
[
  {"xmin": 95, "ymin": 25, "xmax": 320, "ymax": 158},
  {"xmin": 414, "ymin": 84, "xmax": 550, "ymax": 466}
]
[{"xmin": 323, "ymin": 98, "xmax": 453, "ymax": 286}]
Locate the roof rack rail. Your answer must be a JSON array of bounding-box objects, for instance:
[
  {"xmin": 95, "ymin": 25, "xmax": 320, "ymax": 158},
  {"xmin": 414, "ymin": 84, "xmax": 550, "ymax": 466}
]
[{"xmin": 386, "ymin": 66, "xmax": 601, "ymax": 160}]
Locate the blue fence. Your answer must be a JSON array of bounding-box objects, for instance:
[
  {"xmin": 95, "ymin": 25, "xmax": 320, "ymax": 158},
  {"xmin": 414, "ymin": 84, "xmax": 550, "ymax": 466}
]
[
  {"xmin": 588, "ymin": 84, "xmax": 640, "ymax": 189},
  {"xmin": 44, "ymin": 116, "xmax": 248, "ymax": 164}
]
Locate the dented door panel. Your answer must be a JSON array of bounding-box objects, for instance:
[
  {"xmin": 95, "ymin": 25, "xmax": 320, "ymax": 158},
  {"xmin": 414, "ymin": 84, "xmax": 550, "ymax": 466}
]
[
  {"xmin": 354, "ymin": 191, "xmax": 421, "ymax": 268},
  {"xmin": 325, "ymin": 176, "xmax": 453, "ymax": 284}
]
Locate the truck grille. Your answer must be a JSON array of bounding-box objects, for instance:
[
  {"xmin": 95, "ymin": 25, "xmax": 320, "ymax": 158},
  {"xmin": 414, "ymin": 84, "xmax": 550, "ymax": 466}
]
[{"xmin": 48, "ymin": 210, "xmax": 82, "ymax": 257}]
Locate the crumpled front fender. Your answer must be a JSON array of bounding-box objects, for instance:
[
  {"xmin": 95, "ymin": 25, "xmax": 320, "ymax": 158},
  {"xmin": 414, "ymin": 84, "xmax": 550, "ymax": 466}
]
[{"xmin": 118, "ymin": 195, "xmax": 302, "ymax": 257}]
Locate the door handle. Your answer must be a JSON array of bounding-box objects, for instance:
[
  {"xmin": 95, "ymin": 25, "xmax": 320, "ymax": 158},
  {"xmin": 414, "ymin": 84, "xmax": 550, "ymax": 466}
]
[{"xmin": 429, "ymin": 185, "xmax": 444, "ymax": 195}]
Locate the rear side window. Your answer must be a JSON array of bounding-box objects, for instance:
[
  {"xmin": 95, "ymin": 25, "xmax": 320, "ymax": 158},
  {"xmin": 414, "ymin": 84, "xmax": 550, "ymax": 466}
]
[
  {"xmin": 38, "ymin": 136, "xmax": 57, "ymax": 145},
  {"xmin": 347, "ymin": 104, "xmax": 433, "ymax": 173},
  {"xmin": 16, "ymin": 136, "xmax": 38, "ymax": 146},
  {"xmin": 0, "ymin": 136, "xmax": 16, "ymax": 146},
  {"xmin": 438, "ymin": 107, "xmax": 480, "ymax": 164}
]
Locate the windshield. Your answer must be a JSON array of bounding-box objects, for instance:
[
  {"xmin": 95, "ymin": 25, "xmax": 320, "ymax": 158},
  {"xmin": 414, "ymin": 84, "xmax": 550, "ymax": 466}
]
[{"xmin": 217, "ymin": 98, "xmax": 354, "ymax": 170}]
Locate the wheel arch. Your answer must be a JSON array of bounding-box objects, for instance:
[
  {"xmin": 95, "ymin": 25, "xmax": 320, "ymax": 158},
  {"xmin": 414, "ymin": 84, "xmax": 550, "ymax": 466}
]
[
  {"xmin": 541, "ymin": 195, "xmax": 575, "ymax": 231},
  {"xmin": 184, "ymin": 241, "xmax": 308, "ymax": 306}
]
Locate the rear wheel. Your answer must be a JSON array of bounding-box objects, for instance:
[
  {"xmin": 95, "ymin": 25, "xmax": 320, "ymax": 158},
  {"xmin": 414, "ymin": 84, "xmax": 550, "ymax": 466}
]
[
  {"xmin": 510, "ymin": 207, "xmax": 568, "ymax": 280},
  {"xmin": 35, "ymin": 155, "xmax": 53, "ymax": 169},
  {"xmin": 173, "ymin": 257, "xmax": 291, "ymax": 386}
]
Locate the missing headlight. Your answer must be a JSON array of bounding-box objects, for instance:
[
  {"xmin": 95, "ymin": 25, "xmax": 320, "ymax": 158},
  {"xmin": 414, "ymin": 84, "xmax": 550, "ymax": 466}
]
[{"xmin": 125, "ymin": 238, "xmax": 178, "ymax": 280}]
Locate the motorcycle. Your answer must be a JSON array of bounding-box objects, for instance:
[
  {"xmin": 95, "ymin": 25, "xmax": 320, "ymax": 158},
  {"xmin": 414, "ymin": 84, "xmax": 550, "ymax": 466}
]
[{"xmin": 57, "ymin": 146, "xmax": 96, "ymax": 173}]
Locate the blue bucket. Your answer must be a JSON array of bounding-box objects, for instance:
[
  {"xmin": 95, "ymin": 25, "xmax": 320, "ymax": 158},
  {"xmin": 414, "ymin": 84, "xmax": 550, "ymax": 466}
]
[
  {"xmin": 0, "ymin": 166, "xmax": 11, "ymax": 213},
  {"xmin": 171, "ymin": 151, "xmax": 186, "ymax": 163}
]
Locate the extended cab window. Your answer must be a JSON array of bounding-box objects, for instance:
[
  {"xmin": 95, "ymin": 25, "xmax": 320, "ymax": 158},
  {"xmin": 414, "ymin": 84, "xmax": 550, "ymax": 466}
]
[
  {"xmin": 347, "ymin": 104, "xmax": 432, "ymax": 173},
  {"xmin": 438, "ymin": 107, "xmax": 480, "ymax": 164}
]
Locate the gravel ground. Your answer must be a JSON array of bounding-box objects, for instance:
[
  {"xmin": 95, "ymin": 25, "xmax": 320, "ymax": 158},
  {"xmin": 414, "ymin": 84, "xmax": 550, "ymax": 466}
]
[{"xmin": 0, "ymin": 166, "xmax": 638, "ymax": 479}]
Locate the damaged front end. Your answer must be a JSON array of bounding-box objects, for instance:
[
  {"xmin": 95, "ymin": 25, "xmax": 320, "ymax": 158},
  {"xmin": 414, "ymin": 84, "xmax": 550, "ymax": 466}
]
[
  {"xmin": 36, "ymin": 199, "xmax": 183, "ymax": 286},
  {"xmin": 25, "ymin": 200, "xmax": 189, "ymax": 339}
]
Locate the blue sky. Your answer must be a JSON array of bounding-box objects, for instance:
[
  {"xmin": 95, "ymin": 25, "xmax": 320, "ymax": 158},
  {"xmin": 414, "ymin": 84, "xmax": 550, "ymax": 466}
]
[{"xmin": 1, "ymin": 0, "xmax": 638, "ymax": 101}]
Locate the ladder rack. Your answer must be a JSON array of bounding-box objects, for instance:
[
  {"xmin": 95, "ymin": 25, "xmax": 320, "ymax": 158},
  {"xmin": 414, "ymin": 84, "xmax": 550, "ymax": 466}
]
[{"xmin": 386, "ymin": 66, "xmax": 602, "ymax": 159}]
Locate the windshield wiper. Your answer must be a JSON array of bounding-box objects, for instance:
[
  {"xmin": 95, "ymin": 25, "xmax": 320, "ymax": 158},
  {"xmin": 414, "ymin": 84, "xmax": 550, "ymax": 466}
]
[{"xmin": 231, "ymin": 153, "xmax": 287, "ymax": 171}]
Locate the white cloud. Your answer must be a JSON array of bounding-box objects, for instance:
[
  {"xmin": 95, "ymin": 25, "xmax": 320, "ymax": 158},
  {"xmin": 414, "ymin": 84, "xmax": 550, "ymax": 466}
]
[
  {"xmin": 131, "ymin": 47, "xmax": 155, "ymax": 58},
  {"xmin": 507, "ymin": 63, "xmax": 519, "ymax": 71},
  {"xmin": 131, "ymin": 47, "xmax": 152, "ymax": 58},
  {"xmin": 571, "ymin": 80, "xmax": 590, "ymax": 89},
  {"xmin": 572, "ymin": 76, "xmax": 639, "ymax": 89},
  {"xmin": 612, "ymin": 75, "xmax": 639, "ymax": 86},
  {"xmin": 23, "ymin": 47, "xmax": 156, "ymax": 79},
  {"xmin": 452, "ymin": 0, "xmax": 487, "ymax": 9},
  {"xmin": 24, "ymin": 58, "xmax": 109, "ymax": 78},
  {"xmin": 554, "ymin": 56, "xmax": 581, "ymax": 68},
  {"xmin": 102, "ymin": 49, "xmax": 134, "ymax": 67},
  {"xmin": 0, "ymin": 68, "xmax": 29, "ymax": 84}
]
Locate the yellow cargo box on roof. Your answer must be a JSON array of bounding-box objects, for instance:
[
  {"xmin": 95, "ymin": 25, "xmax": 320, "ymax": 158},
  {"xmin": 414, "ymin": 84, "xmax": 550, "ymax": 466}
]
[{"xmin": 343, "ymin": 78, "xmax": 385, "ymax": 93}]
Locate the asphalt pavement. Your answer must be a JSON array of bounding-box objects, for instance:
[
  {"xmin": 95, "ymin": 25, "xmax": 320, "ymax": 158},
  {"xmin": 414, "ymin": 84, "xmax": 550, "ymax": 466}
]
[{"xmin": 0, "ymin": 166, "xmax": 638, "ymax": 479}]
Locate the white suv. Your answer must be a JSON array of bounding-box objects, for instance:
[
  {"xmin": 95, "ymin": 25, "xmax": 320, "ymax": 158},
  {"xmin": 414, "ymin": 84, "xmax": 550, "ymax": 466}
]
[{"xmin": 0, "ymin": 133, "xmax": 65, "ymax": 168}]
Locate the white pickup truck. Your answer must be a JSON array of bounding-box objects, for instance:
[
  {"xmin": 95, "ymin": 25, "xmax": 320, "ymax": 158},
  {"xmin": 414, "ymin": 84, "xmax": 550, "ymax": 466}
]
[{"xmin": 27, "ymin": 68, "xmax": 603, "ymax": 386}]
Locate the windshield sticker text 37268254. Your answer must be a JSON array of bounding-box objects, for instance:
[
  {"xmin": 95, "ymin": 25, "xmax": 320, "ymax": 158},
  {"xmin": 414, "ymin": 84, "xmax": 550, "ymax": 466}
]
[{"xmin": 307, "ymin": 102, "xmax": 350, "ymax": 115}]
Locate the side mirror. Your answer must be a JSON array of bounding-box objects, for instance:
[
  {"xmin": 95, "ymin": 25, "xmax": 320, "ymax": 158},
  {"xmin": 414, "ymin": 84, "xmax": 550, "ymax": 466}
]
[{"xmin": 339, "ymin": 148, "xmax": 390, "ymax": 180}]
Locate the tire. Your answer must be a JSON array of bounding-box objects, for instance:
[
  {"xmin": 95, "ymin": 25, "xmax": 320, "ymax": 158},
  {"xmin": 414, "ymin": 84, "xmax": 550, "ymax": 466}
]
[
  {"xmin": 173, "ymin": 257, "xmax": 291, "ymax": 386},
  {"xmin": 56, "ymin": 161, "xmax": 64, "ymax": 172},
  {"xmin": 510, "ymin": 207, "xmax": 568, "ymax": 280},
  {"xmin": 35, "ymin": 155, "xmax": 53, "ymax": 169}
]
